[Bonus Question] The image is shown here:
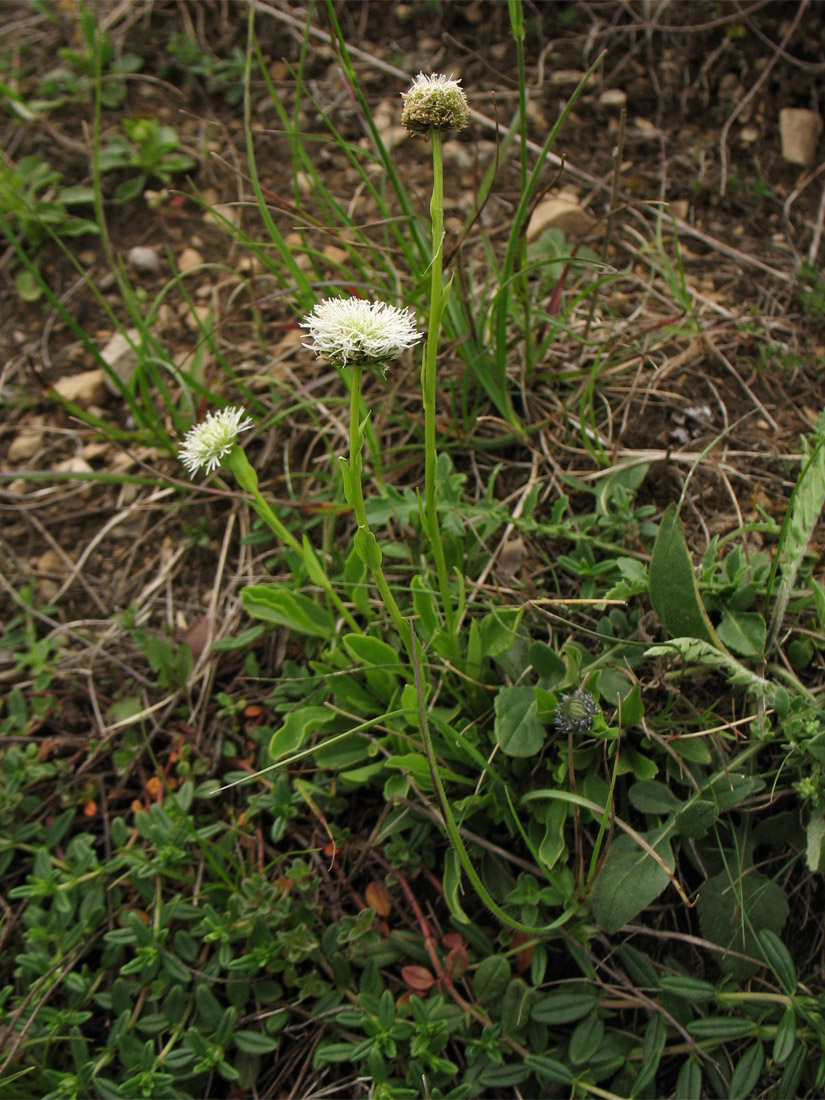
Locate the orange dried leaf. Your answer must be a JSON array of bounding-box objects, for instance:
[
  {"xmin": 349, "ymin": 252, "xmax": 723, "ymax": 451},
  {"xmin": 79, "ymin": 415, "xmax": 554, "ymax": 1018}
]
[
  {"xmin": 145, "ymin": 776, "xmax": 163, "ymax": 798},
  {"xmin": 365, "ymin": 880, "xmax": 392, "ymax": 917},
  {"xmin": 401, "ymin": 965, "xmax": 435, "ymax": 992},
  {"xmin": 82, "ymin": 800, "xmax": 97, "ymax": 817}
]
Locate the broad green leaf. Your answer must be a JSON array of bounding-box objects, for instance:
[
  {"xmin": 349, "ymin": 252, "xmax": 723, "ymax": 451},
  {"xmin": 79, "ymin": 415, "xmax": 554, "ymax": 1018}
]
[
  {"xmin": 779, "ymin": 1042, "xmax": 807, "ymax": 1098},
  {"xmin": 500, "ymin": 978, "xmax": 534, "ymax": 1034},
  {"xmin": 675, "ymin": 800, "xmax": 717, "ymax": 838},
  {"xmin": 342, "ymin": 633, "xmax": 402, "ymax": 677},
  {"xmin": 591, "ymin": 826, "xmax": 675, "ymax": 934},
  {"xmin": 524, "ymin": 1053, "xmax": 574, "ymax": 1085},
  {"xmin": 649, "ymin": 503, "xmax": 721, "ymax": 645},
  {"xmin": 717, "ymin": 609, "xmax": 766, "ymax": 657},
  {"xmin": 629, "ymin": 780, "xmax": 682, "ymax": 815},
  {"xmin": 568, "ymin": 1015, "xmax": 605, "ymax": 1065},
  {"xmin": 494, "ymin": 685, "xmax": 545, "ymax": 757},
  {"xmin": 242, "ymin": 584, "xmax": 334, "ymax": 640},
  {"xmin": 697, "ymin": 869, "xmax": 788, "ymax": 980},
  {"xmin": 269, "ymin": 706, "xmax": 336, "ymax": 759},
  {"xmin": 473, "ymin": 955, "xmax": 511, "ymax": 1002}
]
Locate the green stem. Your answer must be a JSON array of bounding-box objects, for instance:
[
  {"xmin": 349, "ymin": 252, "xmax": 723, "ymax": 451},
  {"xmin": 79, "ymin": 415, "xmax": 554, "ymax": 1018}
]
[
  {"xmin": 224, "ymin": 446, "xmax": 360, "ymax": 633},
  {"xmin": 347, "ymin": 365, "xmax": 413, "ymax": 657},
  {"xmin": 410, "ymin": 622, "xmax": 567, "ymax": 938},
  {"xmin": 423, "ymin": 129, "xmax": 458, "ymax": 652}
]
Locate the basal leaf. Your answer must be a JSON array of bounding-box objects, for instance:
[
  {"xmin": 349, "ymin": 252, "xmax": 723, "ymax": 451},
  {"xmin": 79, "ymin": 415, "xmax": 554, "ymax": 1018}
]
[
  {"xmin": 649, "ymin": 503, "xmax": 721, "ymax": 646},
  {"xmin": 494, "ymin": 685, "xmax": 545, "ymax": 757},
  {"xmin": 242, "ymin": 584, "xmax": 334, "ymax": 639},
  {"xmin": 591, "ymin": 825, "xmax": 675, "ymax": 934}
]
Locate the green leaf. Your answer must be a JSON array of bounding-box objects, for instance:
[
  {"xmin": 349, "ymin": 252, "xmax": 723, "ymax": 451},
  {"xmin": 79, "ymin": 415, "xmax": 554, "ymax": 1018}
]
[
  {"xmin": 675, "ymin": 1058, "xmax": 703, "ymax": 1100},
  {"xmin": 473, "ymin": 955, "xmax": 511, "ymax": 1002},
  {"xmin": 697, "ymin": 869, "xmax": 788, "ymax": 980},
  {"xmin": 269, "ymin": 706, "xmax": 336, "ymax": 759},
  {"xmin": 524, "ymin": 1053, "xmax": 574, "ymax": 1085},
  {"xmin": 342, "ymin": 633, "xmax": 401, "ymax": 678},
  {"xmin": 442, "ymin": 847, "xmax": 472, "ymax": 924},
  {"xmin": 675, "ymin": 799, "xmax": 717, "ymax": 839},
  {"xmin": 769, "ymin": 430, "xmax": 825, "ymax": 642},
  {"xmin": 591, "ymin": 825, "xmax": 675, "ymax": 934},
  {"xmin": 531, "ymin": 987, "xmax": 598, "ymax": 1025},
  {"xmin": 717, "ymin": 609, "xmax": 766, "ymax": 657},
  {"xmin": 568, "ymin": 1015, "xmax": 604, "ymax": 1066},
  {"xmin": 687, "ymin": 1017, "xmax": 754, "ymax": 1041},
  {"xmin": 353, "ymin": 527, "xmax": 382, "ymax": 570},
  {"xmin": 631, "ymin": 1013, "xmax": 666, "ymax": 1098},
  {"xmin": 649, "ymin": 503, "xmax": 721, "ymax": 645},
  {"xmin": 242, "ymin": 584, "xmax": 334, "ymax": 640},
  {"xmin": 773, "ymin": 1007, "xmax": 797, "ymax": 1066},
  {"xmin": 629, "ymin": 780, "xmax": 682, "ymax": 815},
  {"xmin": 806, "ymin": 807, "xmax": 825, "ymax": 871},
  {"xmin": 758, "ymin": 929, "xmax": 796, "ymax": 994},
  {"xmin": 500, "ymin": 978, "xmax": 534, "ymax": 1034},
  {"xmin": 233, "ymin": 1030, "xmax": 279, "ymax": 1054},
  {"xmin": 659, "ymin": 975, "xmax": 716, "ymax": 1003},
  {"xmin": 494, "ymin": 685, "xmax": 545, "ymax": 757},
  {"xmin": 645, "ymin": 637, "xmax": 775, "ymax": 702},
  {"xmin": 728, "ymin": 1040, "xmax": 764, "ymax": 1100}
]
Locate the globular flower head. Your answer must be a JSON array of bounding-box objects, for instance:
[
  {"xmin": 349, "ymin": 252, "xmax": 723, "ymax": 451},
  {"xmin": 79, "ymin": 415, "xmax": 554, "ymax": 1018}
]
[
  {"xmin": 301, "ymin": 297, "xmax": 422, "ymax": 373},
  {"xmin": 401, "ymin": 72, "xmax": 469, "ymax": 135},
  {"xmin": 178, "ymin": 406, "xmax": 254, "ymax": 478},
  {"xmin": 555, "ymin": 689, "xmax": 600, "ymax": 735}
]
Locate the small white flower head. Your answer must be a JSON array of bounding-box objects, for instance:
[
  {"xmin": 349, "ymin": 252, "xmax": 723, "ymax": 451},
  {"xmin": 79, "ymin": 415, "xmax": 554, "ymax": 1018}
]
[
  {"xmin": 178, "ymin": 407, "xmax": 254, "ymax": 478},
  {"xmin": 401, "ymin": 72, "xmax": 469, "ymax": 135},
  {"xmin": 301, "ymin": 297, "xmax": 422, "ymax": 372}
]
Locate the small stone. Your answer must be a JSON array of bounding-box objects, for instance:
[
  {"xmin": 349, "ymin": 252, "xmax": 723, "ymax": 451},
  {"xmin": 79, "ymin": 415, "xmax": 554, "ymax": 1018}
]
[
  {"xmin": 8, "ymin": 426, "xmax": 44, "ymax": 462},
  {"xmin": 177, "ymin": 247, "xmax": 204, "ymax": 272},
  {"xmin": 53, "ymin": 368, "xmax": 108, "ymax": 406},
  {"xmin": 100, "ymin": 329, "xmax": 141, "ymax": 393},
  {"xmin": 128, "ymin": 246, "xmax": 161, "ymax": 274},
  {"xmin": 37, "ymin": 548, "xmax": 70, "ymax": 574},
  {"xmin": 52, "ymin": 456, "xmax": 93, "ymax": 475},
  {"xmin": 779, "ymin": 108, "xmax": 822, "ymax": 166},
  {"xmin": 599, "ymin": 88, "xmax": 627, "ymax": 109},
  {"xmin": 740, "ymin": 124, "xmax": 760, "ymax": 145},
  {"xmin": 203, "ymin": 202, "xmax": 239, "ymax": 228},
  {"xmin": 527, "ymin": 198, "xmax": 595, "ymax": 241}
]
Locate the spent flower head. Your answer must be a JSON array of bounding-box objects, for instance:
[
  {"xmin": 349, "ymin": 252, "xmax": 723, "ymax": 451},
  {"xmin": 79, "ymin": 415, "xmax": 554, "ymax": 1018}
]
[
  {"xmin": 401, "ymin": 72, "xmax": 469, "ymax": 135},
  {"xmin": 555, "ymin": 689, "xmax": 600, "ymax": 736},
  {"xmin": 301, "ymin": 297, "xmax": 422, "ymax": 372},
  {"xmin": 178, "ymin": 406, "xmax": 254, "ymax": 478}
]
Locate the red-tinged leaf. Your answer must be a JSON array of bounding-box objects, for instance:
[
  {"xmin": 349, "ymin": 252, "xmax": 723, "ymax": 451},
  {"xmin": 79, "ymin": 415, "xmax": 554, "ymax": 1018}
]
[
  {"xmin": 365, "ymin": 881, "xmax": 392, "ymax": 917},
  {"xmin": 511, "ymin": 930, "xmax": 535, "ymax": 973},
  {"xmin": 401, "ymin": 965, "xmax": 435, "ymax": 992},
  {"xmin": 442, "ymin": 931, "xmax": 465, "ymax": 950},
  {"xmin": 444, "ymin": 942, "xmax": 469, "ymax": 979}
]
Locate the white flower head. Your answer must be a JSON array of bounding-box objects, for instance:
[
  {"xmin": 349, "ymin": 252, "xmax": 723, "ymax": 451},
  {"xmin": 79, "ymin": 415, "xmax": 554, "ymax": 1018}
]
[
  {"xmin": 301, "ymin": 297, "xmax": 422, "ymax": 371},
  {"xmin": 401, "ymin": 72, "xmax": 469, "ymax": 135},
  {"xmin": 178, "ymin": 407, "xmax": 254, "ymax": 478}
]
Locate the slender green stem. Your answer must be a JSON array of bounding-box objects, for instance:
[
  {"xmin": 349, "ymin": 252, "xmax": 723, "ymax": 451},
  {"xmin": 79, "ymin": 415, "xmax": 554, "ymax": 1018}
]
[
  {"xmin": 422, "ymin": 129, "xmax": 458, "ymax": 652},
  {"xmin": 224, "ymin": 446, "xmax": 360, "ymax": 633},
  {"xmin": 347, "ymin": 364, "xmax": 413, "ymax": 657}
]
